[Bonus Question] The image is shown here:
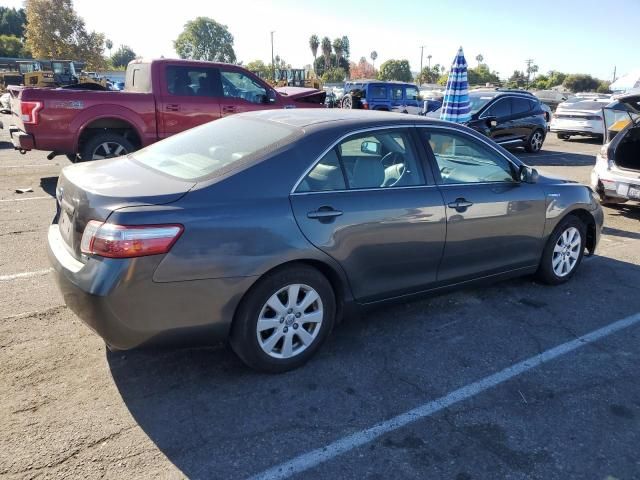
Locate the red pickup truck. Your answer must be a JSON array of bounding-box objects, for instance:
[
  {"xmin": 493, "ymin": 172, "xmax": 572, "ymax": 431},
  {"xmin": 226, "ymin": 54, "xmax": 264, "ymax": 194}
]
[{"xmin": 7, "ymin": 59, "xmax": 326, "ymax": 161}]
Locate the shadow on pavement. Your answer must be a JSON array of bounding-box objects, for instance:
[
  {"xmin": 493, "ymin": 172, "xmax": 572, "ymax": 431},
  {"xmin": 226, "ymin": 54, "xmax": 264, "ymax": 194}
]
[
  {"xmin": 40, "ymin": 176, "xmax": 58, "ymax": 197},
  {"xmin": 0, "ymin": 140, "xmax": 13, "ymax": 150},
  {"xmin": 107, "ymin": 255, "xmax": 640, "ymax": 479},
  {"xmin": 604, "ymin": 204, "xmax": 640, "ymax": 221},
  {"xmin": 518, "ymin": 150, "xmax": 596, "ymax": 167}
]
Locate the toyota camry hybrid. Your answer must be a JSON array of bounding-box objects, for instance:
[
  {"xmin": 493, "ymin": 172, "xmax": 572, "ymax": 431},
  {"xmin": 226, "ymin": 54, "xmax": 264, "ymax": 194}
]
[{"xmin": 48, "ymin": 109, "xmax": 603, "ymax": 372}]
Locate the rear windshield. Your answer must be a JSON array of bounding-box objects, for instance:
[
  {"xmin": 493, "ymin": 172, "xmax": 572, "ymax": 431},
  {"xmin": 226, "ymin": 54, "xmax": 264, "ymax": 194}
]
[
  {"xmin": 131, "ymin": 116, "xmax": 299, "ymax": 181},
  {"xmin": 570, "ymin": 101, "xmax": 608, "ymax": 111}
]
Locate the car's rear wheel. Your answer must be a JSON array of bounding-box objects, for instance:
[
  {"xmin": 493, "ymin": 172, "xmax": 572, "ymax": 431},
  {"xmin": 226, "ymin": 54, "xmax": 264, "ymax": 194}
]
[
  {"xmin": 230, "ymin": 265, "xmax": 336, "ymax": 373},
  {"xmin": 525, "ymin": 129, "xmax": 545, "ymax": 153},
  {"xmin": 536, "ymin": 216, "xmax": 586, "ymax": 285},
  {"xmin": 341, "ymin": 95, "xmax": 353, "ymax": 109},
  {"xmin": 557, "ymin": 133, "xmax": 570, "ymax": 140},
  {"xmin": 80, "ymin": 132, "xmax": 134, "ymax": 161}
]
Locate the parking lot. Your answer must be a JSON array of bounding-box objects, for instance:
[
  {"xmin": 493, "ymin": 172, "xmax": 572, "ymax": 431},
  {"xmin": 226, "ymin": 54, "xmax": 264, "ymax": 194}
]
[{"xmin": 1, "ymin": 115, "xmax": 639, "ymax": 479}]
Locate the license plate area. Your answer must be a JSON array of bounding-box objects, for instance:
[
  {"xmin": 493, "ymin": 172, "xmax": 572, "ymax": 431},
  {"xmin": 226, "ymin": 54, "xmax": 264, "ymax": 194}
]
[
  {"xmin": 628, "ymin": 186, "xmax": 640, "ymax": 199},
  {"xmin": 58, "ymin": 209, "xmax": 74, "ymax": 245}
]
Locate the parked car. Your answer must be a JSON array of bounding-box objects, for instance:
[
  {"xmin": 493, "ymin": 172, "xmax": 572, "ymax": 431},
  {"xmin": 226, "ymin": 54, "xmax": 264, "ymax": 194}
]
[
  {"xmin": 533, "ymin": 90, "xmax": 569, "ymax": 111},
  {"xmin": 341, "ymin": 80, "xmax": 421, "ymax": 112},
  {"xmin": 591, "ymin": 91, "xmax": 640, "ymax": 204},
  {"xmin": 429, "ymin": 90, "xmax": 548, "ymax": 152},
  {"xmin": 0, "ymin": 92, "xmax": 10, "ymax": 113},
  {"xmin": 48, "ymin": 109, "xmax": 603, "ymax": 372},
  {"xmin": 6, "ymin": 59, "xmax": 326, "ymax": 161},
  {"xmin": 550, "ymin": 98, "xmax": 611, "ymax": 140}
]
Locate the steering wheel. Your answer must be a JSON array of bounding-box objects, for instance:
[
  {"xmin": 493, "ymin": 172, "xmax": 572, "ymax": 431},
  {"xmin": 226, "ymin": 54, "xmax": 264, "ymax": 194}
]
[
  {"xmin": 380, "ymin": 152, "xmax": 408, "ymax": 187},
  {"xmin": 380, "ymin": 151, "xmax": 404, "ymax": 169}
]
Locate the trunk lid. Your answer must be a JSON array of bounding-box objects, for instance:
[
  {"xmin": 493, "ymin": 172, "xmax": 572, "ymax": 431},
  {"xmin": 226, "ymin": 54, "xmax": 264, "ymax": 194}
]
[{"xmin": 56, "ymin": 156, "xmax": 195, "ymax": 260}]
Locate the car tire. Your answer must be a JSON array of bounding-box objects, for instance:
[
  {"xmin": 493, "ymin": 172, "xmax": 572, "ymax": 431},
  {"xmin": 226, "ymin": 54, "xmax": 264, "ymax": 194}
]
[
  {"xmin": 536, "ymin": 215, "xmax": 586, "ymax": 285},
  {"xmin": 230, "ymin": 265, "xmax": 336, "ymax": 373},
  {"xmin": 525, "ymin": 129, "xmax": 545, "ymax": 153},
  {"xmin": 557, "ymin": 133, "xmax": 570, "ymax": 140},
  {"xmin": 79, "ymin": 132, "xmax": 135, "ymax": 161}
]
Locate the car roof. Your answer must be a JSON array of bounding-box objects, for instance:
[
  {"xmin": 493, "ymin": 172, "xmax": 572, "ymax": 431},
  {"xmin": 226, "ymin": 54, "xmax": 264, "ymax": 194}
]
[
  {"xmin": 239, "ymin": 109, "xmax": 449, "ymax": 130},
  {"xmin": 346, "ymin": 79, "xmax": 417, "ymax": 86}
]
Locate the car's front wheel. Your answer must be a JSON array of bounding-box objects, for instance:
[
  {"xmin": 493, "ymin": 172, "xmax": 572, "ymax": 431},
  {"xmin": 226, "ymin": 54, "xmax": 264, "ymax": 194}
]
[
  {"xmin": 536, "ymin": 215, "xmax": 586, "ymax": 285},
  {"xmin": 525, "ymin": 129, "xmax": 545, "ymax": 153},
  {"xmin": 230, "ymin": 265, "xmax": 336, "ymax": 373}
]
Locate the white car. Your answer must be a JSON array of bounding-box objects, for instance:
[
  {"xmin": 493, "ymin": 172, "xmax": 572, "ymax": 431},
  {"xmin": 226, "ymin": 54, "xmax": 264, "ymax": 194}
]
[
  {"xmin": 591, "ymin": 91, "xmax": 640, "ymax": 205},
  {"xmin": 0, "ymin": 92, "xmax": 10, "ymax": 113},
  {"xmin": 550, "ymin": 98, "xmax": 611, "ymax": 140}
]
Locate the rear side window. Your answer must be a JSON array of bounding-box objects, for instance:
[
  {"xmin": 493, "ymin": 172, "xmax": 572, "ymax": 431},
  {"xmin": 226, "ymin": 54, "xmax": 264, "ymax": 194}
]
[
  {"xmin": 391, "ymin": 87, "xmax": 403, "ymax": 100},
  {"xmin": 166, "ymin": 66, "xmax": 221, "ymax": 97},
  {"xmin": 512, "ymin": 97, "xmax": 533, "ymax": 114},
  {"xmin": 125, "ymin": 62, "xmax": 151, "ymax": 93},
  {"xmin": 370, "ymin": 86, "xmax": 387, "ymax": 99},
  {"xmin": 132, "ymin": 116, "xmax": 299, "ymax": 181}
]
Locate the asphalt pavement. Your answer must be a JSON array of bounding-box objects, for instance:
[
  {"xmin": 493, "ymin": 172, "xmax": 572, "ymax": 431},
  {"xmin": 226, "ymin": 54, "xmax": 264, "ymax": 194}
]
[{"xmin": 1, "ymin": 116, "xmax": 639, "ymax": 480}]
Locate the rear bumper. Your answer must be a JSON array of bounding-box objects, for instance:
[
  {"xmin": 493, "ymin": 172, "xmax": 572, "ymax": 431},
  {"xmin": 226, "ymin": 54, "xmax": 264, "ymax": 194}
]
[
  {"xmin": 8, "ymin": 125, "xmax": 35, "ymax": 151},
  {"xmin": 550, "ymin": 126, "xmax": 602, "ymax": 137},
  {"xmin": 47, "ymin": 224, "xmax": 256, "ymax": 349}
]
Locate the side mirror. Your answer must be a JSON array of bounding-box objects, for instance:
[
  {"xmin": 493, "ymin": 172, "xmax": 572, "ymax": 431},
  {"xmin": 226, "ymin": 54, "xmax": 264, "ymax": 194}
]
[
  {"xmin": 519, "ymin": 165, "xmax": 539, "ymax": 184},
  {"xmin": 361, "ymin": 140, "xmax": 382, "ymax": 155},
  {"xmin": 267, "ymin": 89, "xmax": 277, "ymax": 103},
  {"xmin": 485, "ymin": 116, "xmax": 498, "ymax": 128}
]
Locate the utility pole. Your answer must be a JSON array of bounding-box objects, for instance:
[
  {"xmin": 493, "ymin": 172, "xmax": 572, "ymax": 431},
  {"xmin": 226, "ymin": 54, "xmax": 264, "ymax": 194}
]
[
  {"xmin": 525, "ymin": 58, "xmax": 534, "ymax": 87},
  {"xmin": 270, "ymin": 31, "xmax": 275, "ymax": 82},
  {"xmin": 612, "ymin": 65, "xmax": 617, "ymax": 83},
  {"xmin": 420, "ymin": 45, "xmax": 426, "ymax": 74}
]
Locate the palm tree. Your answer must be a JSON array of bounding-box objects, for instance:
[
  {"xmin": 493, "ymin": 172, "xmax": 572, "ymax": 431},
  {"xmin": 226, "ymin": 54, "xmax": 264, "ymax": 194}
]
[
  {"xmin": 475, "ymin": 54, "xmax": 484, "ymax": 67},
  {"xmin": 105, "ymin": 39, "xmax": 113, "ymax": 57},
  {"xmin": 427, "ymin": 54, "xmax": 432, "ymax": 70},
  {"xmin": 321, "ymin": 36, "xmax": 332, "ymax": 70},
  {"xmin": 370, "ymin": 50, "xmax": 378, "ymax": 70},
  {"xmin": 332, "ymin": 38, "xmax": 344, "ymax": 67},
  {"xmin": 309, "ymin": 35, "xmax": 319, "ymax": 70}
]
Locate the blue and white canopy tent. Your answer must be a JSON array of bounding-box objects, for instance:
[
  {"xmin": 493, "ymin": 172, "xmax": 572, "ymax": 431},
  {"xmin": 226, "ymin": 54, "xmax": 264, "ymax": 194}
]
[{"xmin": 440, "ymin": 47, "xmax": 472, "ymax": 123}]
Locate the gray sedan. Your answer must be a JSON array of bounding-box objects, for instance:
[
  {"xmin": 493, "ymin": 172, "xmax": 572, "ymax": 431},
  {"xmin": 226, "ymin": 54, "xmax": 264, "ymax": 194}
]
[{"xmin": 48, "ymin": 110, "xmax": 604, "ymax": 372}]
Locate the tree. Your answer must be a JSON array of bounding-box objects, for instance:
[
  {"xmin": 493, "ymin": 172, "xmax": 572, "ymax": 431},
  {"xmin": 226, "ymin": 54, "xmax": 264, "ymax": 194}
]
[
  {"xmin": 378, "ymin": 59, "xmax": 412, "ymax": 82},
  {"xmin": 370, "ymin": 50, "xmax": 378, "ymax": 69},
  {"xmin": 417, "ymin": 65, "xmax": 442, "ymax": 84},
  {"xmin": 174, "ymin": 17, "xmax": 236, "ymax": 63},
  {"xmin": 562, "ymin": 74, "xmax": 599, "ymax": 93},
  {"xmin": 506, "ymin": 70, "xmax": 527, "ymax": 88},
  {"xmin": 320, "ymin": 36, "xmax": 331, "ymax": 69},
  {"xmin": 467, "ymin": 64, "xmax": 500, "ymax": 86},
  {"xmin": 350, "ymin": 57, "xmax": 376, "ymax": 79},
  {"xmin": 0, "ymin": 7, "xmax": 27, "ymax": 38},
  {"xmin": 547, "ymin": 70, "xmax": 567, "ymax": 88},
  {"xmin": 314, "ymin": 54, "xmax": 349, "ymax": 78},
  {"xmin": 526, "ymin": 63, "xmax": 539, "ymax": 86},
  {"xmin": 332, "ymin": 37, "xmax": 344, "ymax": 67},
  {"xmin": 309, "ymin": 34, "xmax": 319, "ymax": 68},
  {"xmin": 0, "ymin": 34, "xmax": 24, "ymax": 57},
  {"xmin": 111, "ymin": 45, "xmax": 136, "ymax": 68},
  {"xmin": 341, "ymin": 35, "xmax": 350, "ymax": 60},
  {"xmin": 105, "ymin": 38, "xmax": 112, "ymax": 56},
  {"xmin": 246, "ymin": 59, "xmax": 270, "ymax": 79},
  {"xmin": 597, "ymin": 80, "xmax": 611, "ymax": 94},
  {"xmin": 321, "ymin": 67, "xmax": 346, "ymax": 83},
  {"xmin": 24, "ymin": 0, "xmax": 106, "ymax": 69},
  {"xmin": 475, "ymin": 54, "xmax": 483, "ymax": 67}
]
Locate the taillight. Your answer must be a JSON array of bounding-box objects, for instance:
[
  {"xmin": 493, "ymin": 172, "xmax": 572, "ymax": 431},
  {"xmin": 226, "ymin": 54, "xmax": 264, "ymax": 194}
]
[
  {"xmin": 20, "ymin": 101, "xmax": 43, "ymax": 125},
  {"xmin": 80, "ymin": 221, "xmax": 183, "ymax": 258},
  {"xmin": 361, "ymin": 100, "xmax": 369, "ymax": 110}
]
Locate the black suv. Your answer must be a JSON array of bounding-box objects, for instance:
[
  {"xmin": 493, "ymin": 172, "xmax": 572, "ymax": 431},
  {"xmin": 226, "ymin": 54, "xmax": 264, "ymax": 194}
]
[{"xmin": 433, "ymin": 89, "xmax": 549, "ymax": 153}]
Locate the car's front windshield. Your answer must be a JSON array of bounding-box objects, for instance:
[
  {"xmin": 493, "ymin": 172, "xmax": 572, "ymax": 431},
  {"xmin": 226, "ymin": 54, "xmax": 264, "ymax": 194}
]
[{"xmin": 131, "ymin": 116, "xmax": 299, "ymax": 181}]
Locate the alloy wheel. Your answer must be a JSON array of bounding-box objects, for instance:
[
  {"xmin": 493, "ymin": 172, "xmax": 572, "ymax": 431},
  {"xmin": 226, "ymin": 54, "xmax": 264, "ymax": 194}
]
[
  {"xmin": 552, "ymin": 226, "xmax": 581, "ymax": 277},
  {"xmin": 530, "ymin": 131, "xmax": 544, "ymax": 152},
  {"xmin": 256, "ymin": 284, "xmax": 324, "ymax": 359},
  {"xmin": 92, "ymin": 142, "xmax": 129, "ymax": 160},
  {"xmin": 342, "ymin": 96, "xmax": 352, "ymax": 109}
]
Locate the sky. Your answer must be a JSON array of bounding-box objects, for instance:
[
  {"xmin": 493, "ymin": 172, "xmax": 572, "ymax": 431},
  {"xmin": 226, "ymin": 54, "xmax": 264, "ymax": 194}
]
[{"xmin": 3, "ymin": 0, "xmax": 638, "ymax": 81}]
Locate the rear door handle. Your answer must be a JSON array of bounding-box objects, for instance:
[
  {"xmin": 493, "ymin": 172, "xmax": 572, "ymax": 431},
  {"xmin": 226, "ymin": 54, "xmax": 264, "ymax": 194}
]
[
  {"xmin": 447, "ymin": 198, "xmax": 474, "ymax": 211},
  {"xmin": 307, "ymin": 208, "xmax": 343, "ymax": 219},
  {"xmin": 166, "ymin": 104, "xmax": 180, "ymax": 112}
]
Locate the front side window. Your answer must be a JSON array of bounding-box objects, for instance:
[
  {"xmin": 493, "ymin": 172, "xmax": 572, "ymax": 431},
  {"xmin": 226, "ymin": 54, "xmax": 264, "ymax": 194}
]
[
  {"xmin": 166, "ymin": 66, "xmax": 220, "ymax": 97},
  {"xmin": 405, "ymin": 86, "xmax": 419, "ymax": 101},
  {"xmin": 391, "ymin": 87, "xmax": 403, "ymax": 100},
  {"xmin": 221, "ymin": 70, "xmax": 267, "ymax": 104},
  {"xmin": 296, "ymin": 129, "xmax": 425, "ymax": 192},
  {"xmin": 420, "ymin": 130, "xmax": 516, "ymax": 184}
]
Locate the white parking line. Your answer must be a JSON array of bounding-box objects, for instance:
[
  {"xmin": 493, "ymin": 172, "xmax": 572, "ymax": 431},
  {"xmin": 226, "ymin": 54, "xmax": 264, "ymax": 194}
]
[
  {"xmin": 0, "ymin": 196, "xmax": 53, "ymax": 202},
  {"xmin": 0, "ymin": 164, "xmax": 61, "ymax": 168},
  {"xmin": 0, "ymin": 268, "xmax": 53, "ymax": 282},
  {"xmin": 249, "ymin": 312, "xmax": 640, "ymax": 480}
]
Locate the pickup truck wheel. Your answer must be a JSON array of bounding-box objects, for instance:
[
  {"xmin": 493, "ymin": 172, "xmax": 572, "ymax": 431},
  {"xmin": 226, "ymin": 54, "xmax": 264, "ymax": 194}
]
[{"xmin": 80, "ymin": 132, "xmax": 134, "ymax": 161}]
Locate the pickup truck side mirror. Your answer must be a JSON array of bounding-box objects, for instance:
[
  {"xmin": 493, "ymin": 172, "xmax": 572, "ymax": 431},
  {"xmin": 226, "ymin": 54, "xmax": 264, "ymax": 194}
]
[
  {"xmin": 267, "ymin": 89, "xmax": 277, "ymax": 103},
  {"xmin": 519, "ymin": 165, "xmax": 539, "ymax": 184}
]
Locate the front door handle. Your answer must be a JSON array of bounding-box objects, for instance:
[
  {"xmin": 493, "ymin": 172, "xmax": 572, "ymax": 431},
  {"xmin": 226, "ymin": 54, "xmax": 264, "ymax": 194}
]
[
  {"xmin": 166, "ymin": 104, "xmax": 180, "ymax": 112},
  {"xmin": 222, "ymin": 105, "xmax": 237, "ymax": 114},
  {"xmin": 447, "ymin": 198, "xmax": 474, "ymax": 211},
  {"xmin": 307, "ymin": 207, "xmax": 343, "ymax": 220}
]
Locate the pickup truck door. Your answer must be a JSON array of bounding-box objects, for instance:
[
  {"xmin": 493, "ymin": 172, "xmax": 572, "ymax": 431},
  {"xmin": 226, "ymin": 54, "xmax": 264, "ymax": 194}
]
[
  {"xmin": 218, "ymin": 68, "xmax": 279, "ymax": 116},
  {"xmin": 158, "ymin": 65, "xmax": 222, "ymax": 138}
]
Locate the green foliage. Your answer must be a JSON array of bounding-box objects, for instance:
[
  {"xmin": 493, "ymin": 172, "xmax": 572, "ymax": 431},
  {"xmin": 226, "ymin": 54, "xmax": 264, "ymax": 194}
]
[
  {"xmin": 174, "ymin": 17, "xmax": 236, "ymax": 63},
  {"xmin": 321, "ymin": 67, "xmax": 346, "ymax": 83},
  {"xmin": 111, "ymin": 45, "xmax": 136, "ymax": 68},
  {"xmin": 562, "ymin": 73, "xmax": 599, "ymax": 93},
  {"xmin": 105, "ymin": 39, "xmax": 113, "ymax": 51},
  {"xmin": 246, "ymin": 59, "xmax": 270, "ymax": 79},
  {"xmin": 320, "ymin": 36, "xmax": 331, "ymax": 68},
  {"xmin": 314, "ymin": 54, "xmax": 349, "ymax": 77},
  {"xmin": 0, "ymin": 7, "xmax": 26, "ymax": 38},
  {"xmin": 596, "ymin": 80, "xmax": 611, "ymax": 94},
  {"xmin": 467, "ymin": 64, "xmax": 500, "ymax": 86},
  {"xmin": 341, "ymin": 36, "xmax": 350, "ymax": 60},
  {"xmin": 332, "ymin": 37, "xmax": 344, "ymax": 63},
  {"xmin": 378, "ymin": 59, "xmax": 412, "ymax": 82},
  {"xmin": 309, "ymin": 34, "xmax": 319, "ymax": 62},
  {"xmin": 506, "ymin": 70, "xmax": 527, "ymax": 88},
  {"xmin": 417, "ymin": 64, "xmax": 442, "ymax": 84},
  {"xmin": 0, "ymin": 34, "xmax": 25, "ymax": 57}
]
